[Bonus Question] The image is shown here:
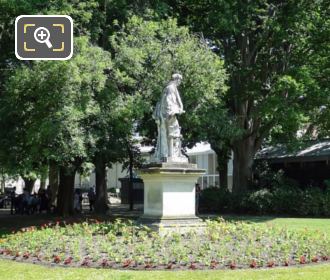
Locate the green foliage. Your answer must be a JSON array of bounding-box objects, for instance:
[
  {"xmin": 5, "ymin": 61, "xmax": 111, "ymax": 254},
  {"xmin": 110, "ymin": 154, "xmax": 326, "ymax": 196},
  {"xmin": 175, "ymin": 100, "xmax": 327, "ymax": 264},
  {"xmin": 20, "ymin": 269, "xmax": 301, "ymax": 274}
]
[
  {"xmin": 168, "ymin": 0, "xmax": 330, "ymax": 192},
  {"xmin": 200, "ymin": 185, "xmax": 330, "ymax": 217},
  {"xmin": 0, "ymin": 37, "xmax": 111, "ymax": 172},
  {"xmin": 199, "ymin": 187, "xmax": 231, "ymax": 213},
  {"xmin": 271, "ymin": 186, "xmax": 302, "ymax": 215},
  {"xmin": 173, "ymin": 0, "xmax": 326, "ymax": 132},
  {"xmin": 252, "ymin": 160, "xmax": 299, "ymax": 190},
  {"xmin": 1, "ymin": 218, "xmax": 329, "ymax": 269},
  {"xmin": 242, "ymin": 189, "xmax": 273, "ymax": 215},
  {"xmin": 109, "ymin": 16, "xmax": 228, "ymax": 146},
  {"xmin": 0, "ymin": 0, "xmax": 328, "ymax": 197},
  {"xmin": 1, "ymin": 12, "xmax": 228, "ymax": 182}
]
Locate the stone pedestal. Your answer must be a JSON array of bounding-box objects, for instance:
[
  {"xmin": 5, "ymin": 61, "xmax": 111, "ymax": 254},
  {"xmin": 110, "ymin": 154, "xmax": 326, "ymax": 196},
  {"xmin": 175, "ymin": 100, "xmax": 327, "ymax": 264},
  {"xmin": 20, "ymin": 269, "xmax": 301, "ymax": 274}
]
[{"xmin": 138, "ymin": 162, "xmax": 205, "ymax": 232}]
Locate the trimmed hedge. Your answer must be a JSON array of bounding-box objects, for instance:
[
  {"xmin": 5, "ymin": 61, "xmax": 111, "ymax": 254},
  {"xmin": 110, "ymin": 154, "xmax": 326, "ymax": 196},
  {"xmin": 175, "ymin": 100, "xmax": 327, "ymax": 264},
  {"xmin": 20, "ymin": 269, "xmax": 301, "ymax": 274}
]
[{"xmin": 199, "ymin": 186, "xmax": 330, "ymax": 217}]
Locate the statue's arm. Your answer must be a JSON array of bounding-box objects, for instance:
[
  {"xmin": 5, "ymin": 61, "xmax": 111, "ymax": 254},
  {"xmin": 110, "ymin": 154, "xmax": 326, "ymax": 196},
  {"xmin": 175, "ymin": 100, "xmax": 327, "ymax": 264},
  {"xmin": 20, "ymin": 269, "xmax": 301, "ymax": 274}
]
[{"xmin": 175, "ymin": 89, "xmax": 184, "ymax": 113}]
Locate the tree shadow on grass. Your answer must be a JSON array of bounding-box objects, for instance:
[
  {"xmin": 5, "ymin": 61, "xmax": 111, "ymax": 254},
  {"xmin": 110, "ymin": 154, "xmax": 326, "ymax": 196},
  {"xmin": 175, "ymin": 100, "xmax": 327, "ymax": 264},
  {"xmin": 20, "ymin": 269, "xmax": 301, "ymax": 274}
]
[
  {"xmin": 0, "ymin": 213, "xmax": 109, "ymax": 238},
  {"xmin": 0, "ymin": 203, "xmax": 144, "ymax": 237}
]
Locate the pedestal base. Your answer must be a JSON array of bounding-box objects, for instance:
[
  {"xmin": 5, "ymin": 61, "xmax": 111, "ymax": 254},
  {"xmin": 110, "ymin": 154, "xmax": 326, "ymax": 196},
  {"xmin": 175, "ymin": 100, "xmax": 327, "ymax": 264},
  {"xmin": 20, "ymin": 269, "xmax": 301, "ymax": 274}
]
[
  {"xmin": 138, "ymin": 162, "xmax": 205, "ymax": 233},
  {"xmin": 138, "ymin": 216, "xmax": 206, "ymax": 234}
]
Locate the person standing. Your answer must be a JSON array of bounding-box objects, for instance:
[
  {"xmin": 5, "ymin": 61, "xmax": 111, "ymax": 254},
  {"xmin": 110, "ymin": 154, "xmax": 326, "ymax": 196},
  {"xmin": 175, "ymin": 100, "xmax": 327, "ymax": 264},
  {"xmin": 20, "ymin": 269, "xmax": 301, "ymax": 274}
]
[
  {"xmin": 74, "ymin": 189, "xmax": 82, "ymax": 213},
  {"xmin": 87, "ymin": 187, "xmax": 96, "ymax": 212},
  {"xmin": 10, "ymin": 187, "xmax": 16, "ymax": 215},
  {"xmin": 22, "ymin": 188, "xmax": 31, "ymax": 215}
]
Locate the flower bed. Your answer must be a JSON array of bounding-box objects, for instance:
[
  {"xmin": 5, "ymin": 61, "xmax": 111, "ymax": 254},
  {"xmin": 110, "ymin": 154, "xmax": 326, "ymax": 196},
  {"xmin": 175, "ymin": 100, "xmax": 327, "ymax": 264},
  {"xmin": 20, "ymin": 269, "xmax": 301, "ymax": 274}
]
[{"xmin": 0, "ymin": 218, "xmax": 329, "ymax": 270}]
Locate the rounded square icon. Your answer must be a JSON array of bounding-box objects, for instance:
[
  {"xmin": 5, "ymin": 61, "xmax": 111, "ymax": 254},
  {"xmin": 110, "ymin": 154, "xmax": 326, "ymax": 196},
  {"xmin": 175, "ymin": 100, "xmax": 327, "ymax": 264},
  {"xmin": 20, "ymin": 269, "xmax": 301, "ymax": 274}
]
[{"xmin": 15, "ymin": 15, "xmax": 73, "ymax": 60}]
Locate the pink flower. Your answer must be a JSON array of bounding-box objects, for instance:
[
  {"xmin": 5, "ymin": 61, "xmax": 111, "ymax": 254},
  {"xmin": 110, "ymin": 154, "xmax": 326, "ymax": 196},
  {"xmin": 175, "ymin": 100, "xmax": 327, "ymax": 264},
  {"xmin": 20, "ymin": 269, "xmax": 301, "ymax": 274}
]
[{"xmin": 299, "ymin": 256, "xmax": 306, "ymax": 264}]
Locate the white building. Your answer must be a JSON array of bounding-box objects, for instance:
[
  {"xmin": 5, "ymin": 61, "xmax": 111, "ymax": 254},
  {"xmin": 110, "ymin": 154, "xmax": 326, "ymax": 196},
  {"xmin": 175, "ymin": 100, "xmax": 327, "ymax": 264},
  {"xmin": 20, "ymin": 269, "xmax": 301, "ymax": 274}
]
[
  {"xmin": 2, "ymin": 142, "xmax": 233, "ymax": 193},
  {"xmin": 187, "ymin": 142, "xmax": 233, "ymax": 190},
  {"xmin": 76, "ymin": 142, "xmax": 233, "ymax": 191}
]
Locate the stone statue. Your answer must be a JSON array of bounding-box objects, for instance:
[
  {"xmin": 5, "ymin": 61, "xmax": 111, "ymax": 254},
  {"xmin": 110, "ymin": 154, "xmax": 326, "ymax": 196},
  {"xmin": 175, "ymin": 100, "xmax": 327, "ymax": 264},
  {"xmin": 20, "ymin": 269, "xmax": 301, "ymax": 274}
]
[{"xmin": 152, "ymin": 74, "xmax": 188, "ymax": 163}]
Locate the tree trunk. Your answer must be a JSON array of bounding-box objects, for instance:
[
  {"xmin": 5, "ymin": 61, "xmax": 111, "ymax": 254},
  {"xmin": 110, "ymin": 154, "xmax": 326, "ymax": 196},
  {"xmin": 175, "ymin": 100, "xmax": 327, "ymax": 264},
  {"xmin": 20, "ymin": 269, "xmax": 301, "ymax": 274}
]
[
  {"xmin": 219, "ymin": 159, "xmax": 228, "ymax": 190},
  {"xmin": 213, "ymin": 146, "xmax": 230, "ymax": 190},
  {"xmin": 57, "ymin": 166, "xmax": 75, "ymax": 216},
  {"xmin": 0, "ymin": 173, "xmax": 5, "ymax": 194},
  {"xmin": 49, "ymin": 162, "xmax": 59, "ymax": 205},
  {"xmin": 232, "ymin": 137, "xmax": 256, "ymax": 194},
  {"xmin": 22, "ymin": 177, "xmax": 36, "ymax": 193},
  {"xmin": 39, "ymin": 173, "xmax": 47, "ymax": 190},
  {"xmin": 94, "ymin": 157, "xmax": 109, "ymax": 214}
]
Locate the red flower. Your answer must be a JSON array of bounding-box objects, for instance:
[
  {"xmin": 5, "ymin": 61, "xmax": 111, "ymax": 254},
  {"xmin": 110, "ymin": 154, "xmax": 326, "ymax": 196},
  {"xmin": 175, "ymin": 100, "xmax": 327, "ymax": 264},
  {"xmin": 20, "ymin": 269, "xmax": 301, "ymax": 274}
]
[
  {"xmin": 267, "ymin": 260, "xmax": 275, "ymax": 268},
  {"xmin": 122, "ymin": 259, "xmax": 132, "ymax": 267},
  {"xmin": 250, "ymin": 259, "xmax": 257, "ymax": 268},
  {"xmin": 5, "ymin": 249, "xmax": 12, "ymax": 255},
  {"xmin": 311, "ymin": 256, "xmax": 319, "ymax": 263},
  {"xmin": 144, "ymin": 262, "xmax": 152, "ymax": 269},
  {"xmin": 166, "ymin": 262, "xmax": 173, "ymax": 269},
  {"xmin": 64, "ymin": 257, "xmax": 73, "ymax": 265},
  {"xmin": 81, "ymin": 257, "xmax": 90, "ymax": 266},
  {"xmin": 101, "ymin": 258, "xmax": 109, "ymax": 267},
  {"xmin": 299, "ymin": 256, "xmax": 306, "ymax": 264},
  {"xmin": 229, "ymin": 261, "xmax": 236, "ymax": 269},
  {"xmin": 210, "ymin": 260, "xmax": 218, "ymax": 269},
  {"xmin": 189, "ymin": 263, "xmax": 197, "ymax": 270},
  {"xmin": 53, "ymin": 255, "xmax": 61, "ymax": 263}
]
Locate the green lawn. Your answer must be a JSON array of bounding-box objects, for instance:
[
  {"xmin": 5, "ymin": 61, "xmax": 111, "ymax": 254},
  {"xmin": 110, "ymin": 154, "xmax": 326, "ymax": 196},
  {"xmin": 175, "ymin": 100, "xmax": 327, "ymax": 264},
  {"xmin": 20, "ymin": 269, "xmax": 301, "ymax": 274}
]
[
  {"xmin": 221, "ymin": 215, "xmax": 330, "ymax": 234},
  {"xmin": 0, "ymin": 259, "xmax": 329, "ymax": 280}
]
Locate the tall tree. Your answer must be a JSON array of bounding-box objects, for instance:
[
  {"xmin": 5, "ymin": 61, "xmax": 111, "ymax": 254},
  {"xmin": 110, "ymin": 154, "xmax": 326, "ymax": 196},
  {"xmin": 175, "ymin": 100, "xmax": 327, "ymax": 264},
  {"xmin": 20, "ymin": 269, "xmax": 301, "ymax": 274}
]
[
  {"xmin": 90, "ymin": 83, "xmax": 135, "ymax": 213},
  {"xmin": 167, "ymin": 0, "xmax": 329, "ymax": 192},
  {"xmin": 109, "ymin": 16, "xmax": 228, "ymax": 157},
  {"xmin": 0, "ymin": 0, "xmax": 100, "ymax": 84},
  {"xmin": 0, "ymin": 37, "xmax": 111, "ymax": 215}
]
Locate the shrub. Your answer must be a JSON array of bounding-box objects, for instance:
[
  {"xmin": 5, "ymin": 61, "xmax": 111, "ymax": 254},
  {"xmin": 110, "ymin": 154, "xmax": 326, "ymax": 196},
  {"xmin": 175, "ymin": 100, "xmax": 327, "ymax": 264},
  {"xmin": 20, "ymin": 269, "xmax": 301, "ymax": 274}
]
[
  {"xmin": 199, "ymin": 187, "xmax": 231, "ymax": 213},
  {"xmin": 200, "ymin": 185, "xmax": 330, "ymax": 217},
  {"xmin": 322, "ymin": 188, "xmax": 330, "ymax": 216},
  {"xmin": 299, "ymin": 187, "xmax": 324, "ymax": 216},
  {"xmin": 271, "ymin": 185, "xmax": 302, "ymax": 215},
  {"xmin": 228, "ymin": 192, "xmax": 246, "ymax": 214},
  {"xmin": 243, "ymin": 189, "xmax": 273, "ymax": 215},
  {"xmin": 252, "ymin": 161, "xmax": 299, "ymax": 190},
  {"xmin": 324, "ymin": 180, "xmax": 330, "ymax": 188}
]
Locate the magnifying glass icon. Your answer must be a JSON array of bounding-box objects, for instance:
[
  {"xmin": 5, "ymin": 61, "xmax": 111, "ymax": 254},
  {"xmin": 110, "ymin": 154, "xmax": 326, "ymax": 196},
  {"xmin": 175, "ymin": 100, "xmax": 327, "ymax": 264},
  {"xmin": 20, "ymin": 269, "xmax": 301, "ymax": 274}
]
[{"xmin": 34, "ymin": 27, "xmax": 52, "ymax": 48}]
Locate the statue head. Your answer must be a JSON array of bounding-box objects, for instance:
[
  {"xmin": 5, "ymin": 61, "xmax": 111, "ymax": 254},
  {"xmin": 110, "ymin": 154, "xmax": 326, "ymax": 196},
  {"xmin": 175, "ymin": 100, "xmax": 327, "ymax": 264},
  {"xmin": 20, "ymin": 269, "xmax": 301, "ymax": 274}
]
[{"xmin": 171, "ymin": 73, "xmax": 183, "ymax": 86}]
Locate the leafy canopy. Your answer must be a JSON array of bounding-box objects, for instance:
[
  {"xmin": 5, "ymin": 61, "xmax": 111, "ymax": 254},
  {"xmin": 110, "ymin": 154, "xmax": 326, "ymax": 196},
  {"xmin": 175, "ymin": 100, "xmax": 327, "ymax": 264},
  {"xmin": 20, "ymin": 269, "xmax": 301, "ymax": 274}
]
[
  {"xmin": 109, "ymin": 16, "xmax": 228, "ymax": 148},
  {"xmin": 0, "ymin": 37, "xmax": 111, "ymax": 174}
]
